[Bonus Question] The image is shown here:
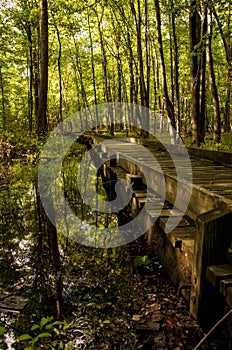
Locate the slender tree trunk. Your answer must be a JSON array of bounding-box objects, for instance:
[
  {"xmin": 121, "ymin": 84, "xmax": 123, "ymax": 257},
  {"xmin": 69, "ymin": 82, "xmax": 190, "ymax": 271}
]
[
  {"xmin": 153, "ymin": 43, "xmax": 162, "ymax": 110},
  {"xmin": 145, "ymin": 0, "xmax": 150, "ymax": 109},
  {"xmin": 130, "ymin": 1, "xmax": 145, "ymax": 107},
  {"xmin": 171, "ymin": 4, "xmax": 180, "ymax": 134},
  {"xmin": 34, "ymin": 27, "xmax": 40, "ymax": 128},
  {"xmin": 54, "ymin": 24, "xmax": 63, "ymax": 122},
  {"xmin": 154, "ymin": 0, "xmax": 176, "ymax": 131},
  {"xmin": 127, "ymin": 30, "xmax": 136, "ymax": 131},
  {"xmin": 224, "ymin": 67, "xmax": 231, "ymax": 132},
  {"xmin": 34, "ymin": 54, "xmax": 39, "ymax": 128},
  {"xmin": 212, "ymin": 4, "xmax": 231, "ymax": 132},
  {"xmin": 130, "ymin": 1, "xmax": 149, "ymax": 137},
  {"xmin": 189, "ymin": 0, "xmax": 201, "ymax": 145},
  {"xmin": 87, "ymin": 11, "xmax": 98, "ymax": 130},
  {"xmin": 73, "ymin": 38, "xmax": 89, "ymax": 110},
  {"xmin": 224, "ymin": 5, "xmax": 231, "ymax": 133},
  {"xmin": 0, "ymin": 66, "xmax": 6, "ymax": 130},
  {"xmin": 152, "ymin": 53, "xmax": 158, "ymax": 111},
  {"xmin": 169, "ymin": 14, "xmax": 175, "ymax": 105},
  {"xmin": 28, "ymin": 25, "xmax": 33, "ymax": 131},
  {"xmin": 38, "ymin": 0, "xmax": 48, "ymax": 135},
  {"xmin": 96, "ymin": 9, "xmax": 114, "ymax": 135},
  {"xmin": 111, "ymin": 12, "xmax": 123, "ymax": 129},
  {"xmin": 199, "ymin": 3, "xmax": 208, "ymax": 142},
  {"xmin": 207, "ymin": 10, "xmax": 221, "ymax": 143},
  {"xmin": 115, "ymin": 6, "xmax": 136, "ymax": 129},
  {"xmin": 116, "ymin": 42, "xmax": 123, "ymax": 129}
]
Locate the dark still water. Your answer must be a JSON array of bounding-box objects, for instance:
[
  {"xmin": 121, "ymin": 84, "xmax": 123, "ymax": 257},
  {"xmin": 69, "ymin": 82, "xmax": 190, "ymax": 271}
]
[{"xmin": 0, "ymin": 142, "xmax": 140, "ymax": 349}]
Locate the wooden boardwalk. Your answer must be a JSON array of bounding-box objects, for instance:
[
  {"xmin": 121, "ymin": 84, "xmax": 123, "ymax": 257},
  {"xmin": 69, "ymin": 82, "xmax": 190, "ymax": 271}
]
[
  {"xmin": 88, "ymin": 135, "xmax": 232, "ymax": 326},
  {"xmin": 93, "ymin": 136, "xmax": 232, "ymax": 214}
]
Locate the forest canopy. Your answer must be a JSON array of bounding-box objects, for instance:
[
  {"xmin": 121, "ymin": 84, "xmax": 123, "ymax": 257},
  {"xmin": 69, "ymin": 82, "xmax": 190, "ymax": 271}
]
[{"xmin": 0, "ymin": 0, "xmax": 231, "ymax": 144}]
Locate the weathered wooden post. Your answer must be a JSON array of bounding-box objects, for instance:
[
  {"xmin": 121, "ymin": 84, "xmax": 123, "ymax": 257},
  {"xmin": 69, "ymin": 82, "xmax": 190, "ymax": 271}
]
[{"xmin": 190, "ymin": 206, "xmax": 232, "ymax": 327}]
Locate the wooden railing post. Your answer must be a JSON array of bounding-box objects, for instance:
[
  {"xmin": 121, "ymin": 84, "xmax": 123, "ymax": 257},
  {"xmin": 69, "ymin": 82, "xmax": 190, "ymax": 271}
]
[{"xmin": 190, "ymin": 207, "xmax": 232, "ymax": 326}]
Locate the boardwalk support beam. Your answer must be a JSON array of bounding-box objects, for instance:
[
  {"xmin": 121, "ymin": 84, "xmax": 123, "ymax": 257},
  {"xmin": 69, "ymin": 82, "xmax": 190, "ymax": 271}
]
[{"xmin": 190, "ymin": 207, "xmax": 232, "ymax": 326}]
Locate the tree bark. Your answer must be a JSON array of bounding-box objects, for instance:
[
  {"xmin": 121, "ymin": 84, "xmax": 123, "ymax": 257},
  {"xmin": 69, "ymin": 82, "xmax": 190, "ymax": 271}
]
[
  {"xmin": 96, "ymin": 9, "xmax": 114, "ymax": 135},
  {"xmin": 87, "ymin": 11, "xmax": 99, "ymax": 129},
  {"xmin": 207, "ymin": 10, "xmax": 221, "ymax": 143},
  {"xmin": 199, "ymin": 3, "xmax": 208, "ymax": 142},
  {"xmin": 27, "ymin": 24, "xmax": 33, "ymax": 131},
  {"xmin": 33, "ymin": 26, "xmax": 40, "ymax": 130},
  {"xmin": 130, "ymin": 1, "xmax": 149, "ymax": 137},
  {"xmin": 54, "ymin": 24, "xmax": 63, "ymax": 123},
  {"xmin": 0, "ymin": 66, "xmax": 6, "ymax": 130},
  {"xmin": 171, "ymin": 2, "xmax": 180, "ymax": 134},
  {"xmin": 38, "ymin": 0, "xmax": 48, "ymax": 135},
  {"xmin": 154, "ymin": 0, "xmax": 176, "ymax": 131},
  {"xmin": 212, "ymin": 4, "xmax": 231, "ymax": 132},
  {"xmin": 73, "ymin": 37, "xmax": 89, "ymax": 111},
  {"xmin": 189, "ymin": 0, "xmax": 201, "ymax": 145},
  {"xmin": 169, "ymin": 14, "xmax": 174, "ymax": 106}
]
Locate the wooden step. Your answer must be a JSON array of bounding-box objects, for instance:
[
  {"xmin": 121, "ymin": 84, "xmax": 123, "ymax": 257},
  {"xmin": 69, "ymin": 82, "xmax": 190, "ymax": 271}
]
[
  {"xmin": 220, "ymin": 278, "xmax": 232, "ymax": 296},
  {"xmin": 133, "ymin": 190, "xmax": 147, "ymax": 198},
  {"xmin": 150, "ymin": 208, "xmax": 182, "ymax": 219},
  {"xmin": 159, "ymin": 216, "xmax": 195, "ymax": 257},
  {"xmin": 206, "ymin": 264, "xmax": 232, "ymax": 288},
  {"xmin": 138, "ymin": 197, "xmax": 167, "ymax": 209}
]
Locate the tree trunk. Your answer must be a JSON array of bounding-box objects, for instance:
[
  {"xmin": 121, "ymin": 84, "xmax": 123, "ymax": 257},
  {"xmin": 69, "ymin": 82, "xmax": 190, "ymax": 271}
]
[
  {"xmin": 0, "ymin": 66, "xmax": 6, "ymax": 130},
  {"xmin": 33, "ymin": 28, "xmax": 40, "ymax": 130},
  {"xmin": 73, "ymin": 38, "xmax": 89, "ymax": 111},
  {"xmin": 199, "ymin": 3, "xmax": 208, "ymax": 142},
  {"xmin": 87, "ymin": 11, "xmax": 99, "ymax": 130},
  {"xmin": 130, "ymin": 1, "xmax": 149, "ymax": 137},
  {"xmin": 207, "ymin": 10, "xmax": 221, "ymax": 143},
  {"xmin": 169, "ymin": 14, "xmax": 175, "ymax": 106},
  {"xmin": 224, "ymin": 67, "xmax": 231, "ymax": 132},
  {"xmin": 212, "ymin": 4, "xmax": 231, "ymax": 132},
  {"xmin": 171, "ymin": 3, "xmax": 180, "ymax": 134},
  {"xmin": 27, "ymin": 24, "xmax": 33, "ymax": 131},
  {"xmin": 189, "ymin": 0, "xmax": 201, "ymax": 145},
  {"xmin": 38, "ymin": 0, "xmax": 48, "ymax": 135},
  {"xmin": 96, "ymin": 9, "xmax": 114, "ymax": 135},
  {"xmin": 145, "ymin": 0, "xmax": 150, "ymax": 109},
  {"xmin": 154, "ymin": 0, "xmax": 176, "ymax": 131},
  {"xmin": 54, "ymin": 24, "xmax": 63, "ymax": 123},
  {"xmin": 153, "ymin": 42, "xmax": 162, "ymax": 111}
]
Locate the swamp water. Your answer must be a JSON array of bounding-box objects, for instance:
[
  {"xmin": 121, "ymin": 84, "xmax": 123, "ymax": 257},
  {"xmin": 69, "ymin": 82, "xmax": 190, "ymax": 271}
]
[{"xmin": 0, "ymin": 142, "xmax": 143, "ymax": 349}]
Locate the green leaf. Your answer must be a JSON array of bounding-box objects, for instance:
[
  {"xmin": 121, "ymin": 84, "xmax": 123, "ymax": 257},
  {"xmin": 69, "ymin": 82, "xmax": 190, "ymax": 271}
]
[
  {"xmin": 38, "ymin": 332, "xmax": 52, "ymax": 338},
  {"xmin": 52, "ymin": 321, "xmax": 65, "ymax": 326},
  {"xmin": 0, "ymin": 326, "xmax": 5, "ymax": 336},
  {"xmin": 31, "ymin": 324, "xmax": 40, "ymax": 331},
  {"xmin": 59, "ymin": 340, "xmax": 64, "ymax": 349},
  {"xmin": 133, "ymin": 255, "xmax": 150, "ymax": 266},
  {"xmin": 31, "ymin": 336, "xmax": 39, "ymax": 343},
  {"xmin": 53, "ymin": 328, "xmax": 60, "ymax": 335},
  {"xmin": 40, "ymin": 317, "xmax": 49, "ymax": 328},
  {"xmin": 103, "ymin": 319, "xmax": 111, "ymax": 324},
  {"xmin": 18, "ymin": 334, "xmax": 33, "ymax": 341},
  {"xmin": 45, "ymin": 324, "xmax": 53, "ymax": 330}
]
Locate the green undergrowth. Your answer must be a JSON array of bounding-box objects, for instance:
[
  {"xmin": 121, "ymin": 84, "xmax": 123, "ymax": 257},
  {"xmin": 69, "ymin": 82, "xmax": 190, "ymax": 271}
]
[{"xmin": 183, "ymin": 132, "xmax": 232, "ymax": 152}]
